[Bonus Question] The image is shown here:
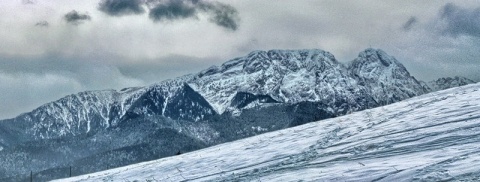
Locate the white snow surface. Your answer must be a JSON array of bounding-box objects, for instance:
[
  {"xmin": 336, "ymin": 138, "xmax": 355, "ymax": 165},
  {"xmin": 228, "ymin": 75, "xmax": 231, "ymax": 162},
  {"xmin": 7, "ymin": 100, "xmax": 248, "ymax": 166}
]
[{"xmin": 55, "ymin": 83, "xmax": 480, "ymax": 182}]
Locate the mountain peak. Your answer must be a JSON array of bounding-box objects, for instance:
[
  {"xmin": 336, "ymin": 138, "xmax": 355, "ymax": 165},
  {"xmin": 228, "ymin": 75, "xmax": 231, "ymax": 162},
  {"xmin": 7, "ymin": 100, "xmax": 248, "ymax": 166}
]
[
  {"xmin": 241, "ymin": 49, "xmax": 338, "ymax": 74},
  {"xmin": 349, "ymin": 48, "xmax": 426, "ymax": 105},
  {"xmin": 242, "ymin": 49, "xmax": 334, "ymax": 66},
  {"xmin": 349, "ymin": 49, "xmax": 409, "ymax": 80},
  {"xmin": 247, "ymin": 49, "xmax": 332, "ymax": 56},
  {"xmin": 355, "ymin": 48, "xmax": 401, "ymax": 67}
]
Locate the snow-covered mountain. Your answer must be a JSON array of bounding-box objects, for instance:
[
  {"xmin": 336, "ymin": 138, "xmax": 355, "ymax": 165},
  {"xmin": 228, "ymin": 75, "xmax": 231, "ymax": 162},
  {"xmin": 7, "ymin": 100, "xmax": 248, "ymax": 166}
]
[
  {"xmin": 0, "ymin": 48, "xmax": 467, "ymax": 181},
  {"xmin": 190, "ymin": 49, "xmax": 367, "ymax": 115},
  {"xmin": 0, "ymin": 48, "xmax": 427, "ymax": 142},
  {"xmin": 191, "ymin": 48, "xmax": 428, "ymax": 116},
  {"xmin": 56, "ymin": 82, "xmax": 480, "ymax": 182},
  {"xmin": 428, "ymin": 76, "xmax": 475, "ymax": 92},
  {"xmin": 349, "ymin": 48, "xmax": 428, "ymax": 105},
  {"xmin": 123, "ymin": 75, "xmax": 216, "ymax": 122},
  {"xmin": 0, "ymin": 75, "xmax": 214, "ymax": 142},
  {"xmin": 22, "ymin": 88, "xmax": 144, "ymax": 139}
]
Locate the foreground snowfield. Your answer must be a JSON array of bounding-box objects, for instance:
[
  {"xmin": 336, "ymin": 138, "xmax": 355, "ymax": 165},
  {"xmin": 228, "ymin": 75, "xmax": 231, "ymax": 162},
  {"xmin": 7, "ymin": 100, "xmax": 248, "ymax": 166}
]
[{"xmin": 54, "ymin": 83, "xmax": 480, "ymax": 182}]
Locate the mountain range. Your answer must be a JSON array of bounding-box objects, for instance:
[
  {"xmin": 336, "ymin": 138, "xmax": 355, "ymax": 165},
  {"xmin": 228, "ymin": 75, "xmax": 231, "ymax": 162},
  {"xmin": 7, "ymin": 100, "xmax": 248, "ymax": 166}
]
[
  {"xmin": 56, "ymin": 81, "xmax": 480, "ymax": 182},
  {"xmin": 427, "ymin": 76, "xmax": 475, "ymax": 92},
  {"xmin": 0, "ymin": 48, "xmax": 475, "ymax": 181}
]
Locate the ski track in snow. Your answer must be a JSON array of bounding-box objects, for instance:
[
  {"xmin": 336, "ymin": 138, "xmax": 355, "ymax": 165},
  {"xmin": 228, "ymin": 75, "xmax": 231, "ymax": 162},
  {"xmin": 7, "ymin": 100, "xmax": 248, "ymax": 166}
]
[{"xmin": 53, "ymin": 83, "xmax": 480, "ymax": 182}]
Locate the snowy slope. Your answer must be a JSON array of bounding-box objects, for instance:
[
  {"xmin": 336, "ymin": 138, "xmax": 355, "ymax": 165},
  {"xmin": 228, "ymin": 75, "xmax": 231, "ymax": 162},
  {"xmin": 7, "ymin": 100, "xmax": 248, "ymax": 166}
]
[{"xmin": 56, "ymin": 83, "xmax": 480, "ymax": 182}]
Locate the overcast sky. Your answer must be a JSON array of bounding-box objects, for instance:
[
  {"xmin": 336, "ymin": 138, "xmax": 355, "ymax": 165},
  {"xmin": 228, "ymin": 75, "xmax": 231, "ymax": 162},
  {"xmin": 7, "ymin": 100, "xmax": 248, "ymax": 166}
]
[{"xmin": 1, "ymin": 0, "xmax": 479, "ymax": 119}]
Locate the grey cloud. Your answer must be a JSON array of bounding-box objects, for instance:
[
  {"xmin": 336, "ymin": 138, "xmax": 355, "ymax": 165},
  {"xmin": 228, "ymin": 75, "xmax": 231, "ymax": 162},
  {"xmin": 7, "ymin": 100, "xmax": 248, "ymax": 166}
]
[
  {"xmin": 118, "ymin": 54, "xmax": 222, "ymax": 83},
  {"xmin": 236, "ymin": 38, "xmax": 260, "ymax": 53},
  {"xmin": 0, "ymin": 54, "xmax": 145, "ymax": 119},
  {"xmin": 64, "ymin": 10, "xmax": 91, "ymax": 24},
  {"xmin": 438, "ymin": 3, "xmax": 480, "ymax": 37},
  {"xmin": 148, "ymin": 0, "xmax": 240, "ymax": 31},
  {"xmin": 0, "ymin": 52, "xmax": 224, "ymax": 119},
  {"xmin": 149, "ymin": 1, "xmax": 196, "ymax": 21},
  {"xmin": 98, "ymin": 0, "xmax": 146, "ymax": 16},
  {"xmin": 5, "ymin": 0, "xmax": 480, "ymax": 118},
  {"xmin": 0, "ymin": 54, "xmax": 84, "ymax": 75},
  {"xmin": 0, "ymin": 72, "xmax": 82, "ymax": 119},
  {"xmin": 35, "ymin": 21, "xmax": 49, "ymax": 27},
  {"xmin": 403, "ymin": 16, "xmax": 417, "ymax": 31},
  {"xmin": 22, "ymin": 0, "xmax": 35, "ymax": 4},
  {"xmin": 199, "ymin": 2, "xmax": 239, "ymax": 31}
]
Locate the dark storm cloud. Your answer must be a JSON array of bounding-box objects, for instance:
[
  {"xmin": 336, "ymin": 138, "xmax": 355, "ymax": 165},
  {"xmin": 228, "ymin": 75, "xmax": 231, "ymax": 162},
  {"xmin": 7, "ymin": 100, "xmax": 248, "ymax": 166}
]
[
  {"xmin": 403, "ymin": 16, "xmax": 417, "ymax": 31},
  {"xmin": 64, "ymin": 10, "xmax": 91, "ymax": 24},
  {"xmin": 98, "ymin": 0, "xmax": 146, "ymax": 16},
  {"xmin": 438, "ymin": 3, "xmax": 480, "ymax": 37},
  {"xmin": 35, "ymin": 21, "xmax": 49, "ymax": 27},
  {"xmin": 148, "ymin": 0, "xmax": 239, "ymax": 31}
]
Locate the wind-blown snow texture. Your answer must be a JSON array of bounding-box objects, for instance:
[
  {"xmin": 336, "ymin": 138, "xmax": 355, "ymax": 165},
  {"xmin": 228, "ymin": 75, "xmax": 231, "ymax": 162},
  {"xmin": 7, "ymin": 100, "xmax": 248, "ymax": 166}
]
[{"xmin": 56, "ymin": 82, "xmax": 480, "ymax": 182}]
